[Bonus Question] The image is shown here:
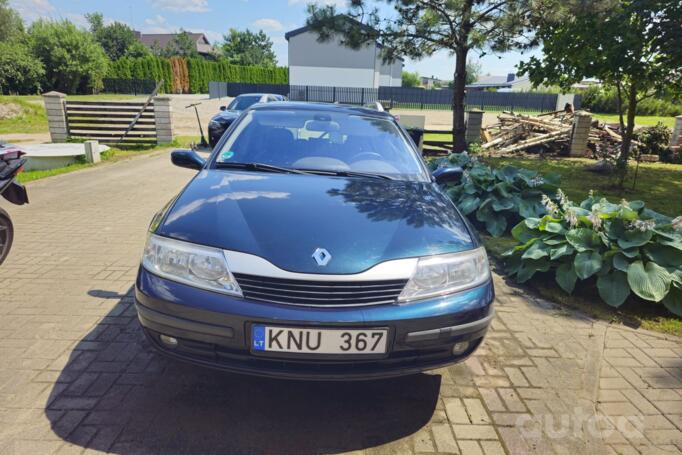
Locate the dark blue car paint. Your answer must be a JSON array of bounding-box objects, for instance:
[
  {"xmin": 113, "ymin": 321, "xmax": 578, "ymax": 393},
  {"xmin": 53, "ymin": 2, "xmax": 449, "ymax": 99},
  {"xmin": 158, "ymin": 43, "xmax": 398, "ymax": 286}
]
[
  {"xmin": 156, "ymin": 171, "xmax": 476, "ymax": 274},
  {"xmin": 136, "ymin": 102, "xmax": 494, "ymax": 379}
]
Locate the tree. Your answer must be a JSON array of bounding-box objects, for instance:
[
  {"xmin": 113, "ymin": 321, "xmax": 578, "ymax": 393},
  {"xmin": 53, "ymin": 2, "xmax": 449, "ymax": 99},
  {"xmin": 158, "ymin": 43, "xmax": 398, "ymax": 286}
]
[
  {"xmin": 0, "ymin": 41, "xmax": 44, "ymax": 94},
  {"xmin": 221, "ymin": 28, "xmax": 277, "ymax": 66},
  {"xmin": 86, "ymin": 12, "xmax": 138, "ymax": 61},
  {"xmin": 402, "ymin": 70, "xmax": 420, "ymax": 87},
  {"xmin": 305, "ymin": 1, "xmax": 550, "ymax": 152},
  {"xmin": 518, "ymin": 0, "xmax": 682, "ymax": 187},
  {"xmin": 0, "ymin": 0, "xmax": 24, "ymax": 43},
  {"xmin": 125, "ymin": 40, "xmax": 150, "ymax": 58},
  {"xmin": 465, "ymin": 61, "xmax": 481, "ymax": 86},
  {"xmin": 162, "ymin": 29, "xmax": 199, "ymax": 58},
  {"xmin": 28, "ymin": 20, "xmax": 109, "ymax": 93}
]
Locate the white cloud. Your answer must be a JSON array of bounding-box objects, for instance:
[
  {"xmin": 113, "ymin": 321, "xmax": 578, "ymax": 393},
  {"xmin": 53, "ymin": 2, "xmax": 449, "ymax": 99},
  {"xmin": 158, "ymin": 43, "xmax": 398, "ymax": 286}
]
[
  {"xmin": 252, "ymin": 18, "xmax": 284, "ymax": 32},
  {"xmin": 9, "ymin": 0, "xmax": 55, "ymax": 22},
  {"xmin": 144, "ymin": 15, "xmax": 172, "ymax": 33},
  {"xmin": 150, "ymin": 0, "xmax": 210, "ymax": 13}
]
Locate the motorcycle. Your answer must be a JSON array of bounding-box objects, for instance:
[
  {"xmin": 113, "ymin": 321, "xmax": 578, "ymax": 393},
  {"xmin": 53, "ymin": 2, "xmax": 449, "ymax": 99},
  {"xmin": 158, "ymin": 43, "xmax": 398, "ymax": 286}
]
[{"xmin": 0, "ymin": 143, "xmax": 29, "ymax": 266}]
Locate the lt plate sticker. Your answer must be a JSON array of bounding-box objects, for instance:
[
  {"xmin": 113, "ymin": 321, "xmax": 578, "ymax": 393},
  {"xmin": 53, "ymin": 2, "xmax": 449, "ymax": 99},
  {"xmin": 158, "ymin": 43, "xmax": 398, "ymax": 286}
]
[
  {"xmin": 221, "ymin": 151, "xmax": 235, "ymax": 160},
  {"xmin": 252, "ymin": 325, "xmax": 266, "ymax": 351}
]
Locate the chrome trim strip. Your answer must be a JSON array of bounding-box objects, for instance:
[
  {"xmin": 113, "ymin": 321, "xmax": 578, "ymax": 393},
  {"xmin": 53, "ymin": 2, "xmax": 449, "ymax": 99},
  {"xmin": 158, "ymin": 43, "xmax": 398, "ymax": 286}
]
[
  {"xmin": 405, "ymin": 311, "xmax": 495, "ymax": 343},
  {"xmin": 224, "ymin": 250, "xmax": 418, "ymax": 282}
]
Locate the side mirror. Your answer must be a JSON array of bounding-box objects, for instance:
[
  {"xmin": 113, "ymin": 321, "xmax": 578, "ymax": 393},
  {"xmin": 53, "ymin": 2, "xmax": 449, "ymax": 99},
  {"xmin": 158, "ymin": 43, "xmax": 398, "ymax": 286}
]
[
  {"xmin": 171, "ymin": 150, "xmax": 205, "ymax": 170},
  {"xmin": 433, "ymin": 166, "xmax": 463, "ymax": 185},
  {"xmin": 220, "ymin": 106, "xmax": 227, "ymax": 111}
]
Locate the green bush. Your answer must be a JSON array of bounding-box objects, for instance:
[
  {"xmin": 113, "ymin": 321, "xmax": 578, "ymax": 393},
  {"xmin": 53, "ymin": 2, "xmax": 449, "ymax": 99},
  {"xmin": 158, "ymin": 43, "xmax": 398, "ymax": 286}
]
[
  {"xmin": 635, "ymin": 122, "xmax": 676, "ymax": 162},
  {"xmin": 503, "ymin": 191, "xmax": 682, "ymax": 316},
  {"xmin": 582, "ymin": 85, "xmax": 682, "ymax": 117},
  {"xmin": 28, "ymin": 20, "xmax": 108, "ymax": 94},
  {"xmin": 433, "ymin": 153, "xmax": 560, "ymax": 237},
  {"xmin": 0, "ymin": 41, "xmax": 44, "ymax": 94}
]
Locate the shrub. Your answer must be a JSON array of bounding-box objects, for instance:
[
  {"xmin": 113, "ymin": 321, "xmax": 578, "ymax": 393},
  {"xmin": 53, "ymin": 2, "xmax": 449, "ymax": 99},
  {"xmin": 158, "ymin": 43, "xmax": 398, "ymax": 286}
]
[
  {"xmin": 635, "ymin": 122, "xmax": 677, "ymax": 163},
  {"xmin": 503, "ymin": 191, "xmax": 682, "ymax": 316},
  {"xmin": 28, "ymin": 20, "xmax": 109, "ymax": 94},
  {"xmin": 0, "ymin": 41, "xmax": 44, "ymax": 94},
  {"xmin": 433, "ymin": 153, "xmax": 561, "ymax": 236},
  {"xmin": 581, "ymin": 85, "xmax": 682, "ymax": 117}
]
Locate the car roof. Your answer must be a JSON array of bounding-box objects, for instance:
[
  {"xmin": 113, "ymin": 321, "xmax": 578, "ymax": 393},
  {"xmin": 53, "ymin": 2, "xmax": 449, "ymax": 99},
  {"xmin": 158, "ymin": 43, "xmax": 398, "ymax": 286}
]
[
  {"xmin": 248, "ymin": 101, "xmax": 394, "ymax": 119},
  {"xmin": 236, "ymin": 93, "xmax": 282, "ymax": 97}
]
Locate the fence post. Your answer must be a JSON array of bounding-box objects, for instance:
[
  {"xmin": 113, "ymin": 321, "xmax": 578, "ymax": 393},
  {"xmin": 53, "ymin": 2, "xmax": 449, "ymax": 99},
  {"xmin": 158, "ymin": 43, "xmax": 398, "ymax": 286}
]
[
  {"xmin": 42, "ymin": 91, "xmax": 69, "ymax": 143},
  {"xmin": 333, "ymin": 86, "xmax": 336, "ymax": 103},
  {"xmin": 361, "ymin": 88, "xmax": 365, "ymax": 105},
  {"xmin": 153, "ymin": 95, "xmax": 174, "ymax": 144},
  {"xmin": 305, "ymin": 86, "xmax": 309, "ymax": 102},
  {"xmin": 465, "ymin": 109, "xmax": 484, "ymax": 145},
  {"xmin": 84, "ymin": 141, "xmax": 101, "ymax": 164},
  {"xmin": 569, "ymin": 111, "xmax": 592, "ymax": 156},
  {"xmin": 420, "ymin": 90, "xmax": 424, "ymax": 110}
]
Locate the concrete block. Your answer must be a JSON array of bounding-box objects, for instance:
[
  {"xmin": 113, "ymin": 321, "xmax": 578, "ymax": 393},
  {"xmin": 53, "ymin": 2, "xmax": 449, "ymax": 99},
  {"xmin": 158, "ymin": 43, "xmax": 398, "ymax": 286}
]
[
  {"xmin": 671, "ymin": 116, "xmax": 682, "ymax": 146},
  {"xmin": 84, "ymin": 141, "xmax": 101, "ymax": 164}
]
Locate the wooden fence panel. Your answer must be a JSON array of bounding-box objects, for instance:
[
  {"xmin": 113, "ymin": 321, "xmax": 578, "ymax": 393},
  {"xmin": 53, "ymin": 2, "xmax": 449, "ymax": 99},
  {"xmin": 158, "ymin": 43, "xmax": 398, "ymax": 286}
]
[{"xmin": 65, "ymin": 101, "xmax": 157, "ymax": 145}]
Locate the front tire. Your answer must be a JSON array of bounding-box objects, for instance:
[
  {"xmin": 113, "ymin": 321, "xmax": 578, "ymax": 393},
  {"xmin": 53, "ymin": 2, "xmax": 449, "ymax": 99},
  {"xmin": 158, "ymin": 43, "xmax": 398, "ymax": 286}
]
[{"xmin": 0, "ymin": 208, "xmax": 14, "ymax": 266}]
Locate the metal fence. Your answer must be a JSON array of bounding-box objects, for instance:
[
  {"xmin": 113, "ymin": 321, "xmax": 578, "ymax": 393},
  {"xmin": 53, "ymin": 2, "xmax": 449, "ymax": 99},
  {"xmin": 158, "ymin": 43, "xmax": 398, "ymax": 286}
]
[
  {"xmin": 102, "ymin": 78, "xmax": 157, "ymax": 95},
  {"xmin": 208, "ymin": 81, "xmax": 566, "ymax": 113}
]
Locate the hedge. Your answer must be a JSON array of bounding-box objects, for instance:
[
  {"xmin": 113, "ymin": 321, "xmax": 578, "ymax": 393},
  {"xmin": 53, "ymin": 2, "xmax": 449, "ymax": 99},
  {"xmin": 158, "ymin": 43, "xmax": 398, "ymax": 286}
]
[
  {"xmin": 581, "ymin": 86, "xmax": 682, "ymax": 117},
  {"xmin": 107, "ymin": 56, "xmax": 288, "ymax": 94}
]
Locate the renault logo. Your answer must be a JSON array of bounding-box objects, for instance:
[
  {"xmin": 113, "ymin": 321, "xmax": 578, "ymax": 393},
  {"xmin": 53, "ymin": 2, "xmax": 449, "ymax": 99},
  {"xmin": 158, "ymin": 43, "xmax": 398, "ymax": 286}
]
[{"xmin": 312, "ymin": 248, "xmax": 332, "ymax": 266}]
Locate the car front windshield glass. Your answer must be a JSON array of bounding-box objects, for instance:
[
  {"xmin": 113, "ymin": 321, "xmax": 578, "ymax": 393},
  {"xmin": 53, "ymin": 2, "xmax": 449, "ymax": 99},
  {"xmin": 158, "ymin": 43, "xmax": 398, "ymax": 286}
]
[
  {"xmin": 214, "ymin": 109, "xmax": 426, "ymax": 181},
  {"xmin": 227, "ymin": 95, "xmax": 261, "ymax": 111}
]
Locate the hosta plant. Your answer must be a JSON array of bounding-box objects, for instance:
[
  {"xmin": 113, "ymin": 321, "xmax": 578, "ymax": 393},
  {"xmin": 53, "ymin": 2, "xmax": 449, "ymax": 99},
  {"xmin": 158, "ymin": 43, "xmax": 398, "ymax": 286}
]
[
  {"xmin": 433, "ymin": 153, "xmax": 561, "ymax": 237},
  {"xmin": 503, "ymin": 190, "xmax": 682, "ymax": 316}
]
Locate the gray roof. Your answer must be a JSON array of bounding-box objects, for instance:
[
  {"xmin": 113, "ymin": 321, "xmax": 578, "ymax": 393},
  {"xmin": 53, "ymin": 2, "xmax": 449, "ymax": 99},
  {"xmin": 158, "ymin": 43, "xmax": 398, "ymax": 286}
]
[{"xmin": 136, "ymin": 32, "xmax": 214, "ymax": 55}]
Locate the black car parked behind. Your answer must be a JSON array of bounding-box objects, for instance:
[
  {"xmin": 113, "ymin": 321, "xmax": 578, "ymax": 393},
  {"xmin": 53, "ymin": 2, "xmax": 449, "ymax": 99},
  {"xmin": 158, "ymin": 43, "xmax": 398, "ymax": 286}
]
[{"xmin": 208, "ymin": 93, "xmax": 285, "ymax": 147}]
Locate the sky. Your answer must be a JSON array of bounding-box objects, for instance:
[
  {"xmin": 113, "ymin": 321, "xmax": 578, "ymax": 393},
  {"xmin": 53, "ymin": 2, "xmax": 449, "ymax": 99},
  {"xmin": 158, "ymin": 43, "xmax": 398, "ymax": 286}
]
[{"xmin": 8, "ymin": 0, "xmax": 542, "ymax": 80}]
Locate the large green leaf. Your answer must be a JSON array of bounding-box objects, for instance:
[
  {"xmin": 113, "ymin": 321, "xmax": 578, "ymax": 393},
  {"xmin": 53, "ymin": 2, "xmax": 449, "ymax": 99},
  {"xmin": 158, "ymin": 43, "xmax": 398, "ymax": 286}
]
[
  {"xmin": 662, "ymin": 284, "xmax": 682, "ymax": 316},
  {"xmin": 618, "ymin": 229, "xmax": 653, "ymax": 249},
  {"xmin": 643, "ymin": 244, "xmax": 682, "ymax": 267},
  {"xmin": 555, "ymin": 263, "xmax": 577, "ymax": 294},
  {"xmin": 522, "ymin": 242, "xmax": 549, "ymax": 260},
  {"xmin": 550, "ymin": 243, "xmax": 574, "ymax": 260},
  {"xmin": 518, "ymin": 198, "xmax": 542, "ymax": 218},
  {"xmin": 613, "ymin": 253, "xmax": 630, "ymax": 272},
  {"xmin": 458, "ymin": 196, "xmax": 481, "ymax": 215},
  {"xmin": 492, "ymin": 197, "xmax": 515, "ymax": 212},
  {"xmin": 566, "ymin": 228, "xmax": 601, "ymax": 252},
  {"xmin": 511, "ymin": 221, "xmax": 536, "ymax": 243},
  {"xmin": 485, "ymin": 214, "xmax": 508, "ymax": 237},
  {"xmin": 574, "ymin": 251, "xmax": 603, "ymax": 279},
  {"xmin": 516, "ymin": 258, "xmax": 550, "ymax": 283},
  {"xmin": 597, "ymin": 271, "xmax": 630, "ymax": 307},
  {"xmin": 627, "ymin": 261, "xmax": 671, "ymax": 302}
]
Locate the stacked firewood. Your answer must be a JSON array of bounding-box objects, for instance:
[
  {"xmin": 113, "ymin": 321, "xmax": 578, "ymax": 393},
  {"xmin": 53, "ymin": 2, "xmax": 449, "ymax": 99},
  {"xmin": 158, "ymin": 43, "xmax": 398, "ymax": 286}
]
[{"xmin": 480, "ymin": 110, "xmax": 639, "ymax": 157}]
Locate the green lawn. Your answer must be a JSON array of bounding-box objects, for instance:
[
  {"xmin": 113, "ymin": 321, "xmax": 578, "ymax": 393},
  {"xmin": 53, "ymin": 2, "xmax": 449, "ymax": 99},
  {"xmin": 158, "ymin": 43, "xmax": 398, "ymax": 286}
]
[
  {"xmin": 0, "ymin": 96, "xmax": 48, "ymax": 134},
  {"xmin": 490, "ymin": 157, "xmax": 682, "ymax": 216},
  {"xmin": 590, "ymin": 113, "xmax": 675, "ymax": 128},
  {"xmin": 1, "ymin": 94, "xmax": 143, "ymax": 135},
  {"xmin": 17, "ymin": 136, "xmax": 199, "ymax": 184}
]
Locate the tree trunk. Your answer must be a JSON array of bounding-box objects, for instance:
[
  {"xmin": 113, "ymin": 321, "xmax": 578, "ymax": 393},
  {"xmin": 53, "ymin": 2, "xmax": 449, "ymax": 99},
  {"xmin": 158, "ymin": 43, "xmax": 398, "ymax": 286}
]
[
  {"xmin": 452, "ymin": 48, "xmax": 468, "ymax": 153},
  {"xmin": 617, "ymin": 83, "xmax": 638, "ymax": 188}
]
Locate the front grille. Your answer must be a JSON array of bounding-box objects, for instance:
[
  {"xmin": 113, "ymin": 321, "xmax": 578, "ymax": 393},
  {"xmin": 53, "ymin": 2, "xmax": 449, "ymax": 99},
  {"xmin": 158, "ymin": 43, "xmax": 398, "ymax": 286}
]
[{"xmin": 233, "ymin": 273, "xmax": 408, "ymax": 307}]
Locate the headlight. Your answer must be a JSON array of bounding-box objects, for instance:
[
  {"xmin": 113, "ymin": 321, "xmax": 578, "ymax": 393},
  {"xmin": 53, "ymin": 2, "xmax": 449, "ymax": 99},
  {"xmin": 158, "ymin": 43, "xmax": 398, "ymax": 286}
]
[
  {"xmin": 398, "ymin": 247, "xmax": 490, "ymax": 302},
  {"xmin": 142, "ymin": 234, "xmax": 242, "ymax": 296}
]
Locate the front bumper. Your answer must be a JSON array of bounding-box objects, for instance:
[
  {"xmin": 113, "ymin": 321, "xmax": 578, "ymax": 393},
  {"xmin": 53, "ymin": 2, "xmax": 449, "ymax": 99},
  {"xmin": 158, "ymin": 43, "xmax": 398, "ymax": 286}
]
[{"xmin": 135, "ymin": 267, "xmax": 495, "ymax": 380}]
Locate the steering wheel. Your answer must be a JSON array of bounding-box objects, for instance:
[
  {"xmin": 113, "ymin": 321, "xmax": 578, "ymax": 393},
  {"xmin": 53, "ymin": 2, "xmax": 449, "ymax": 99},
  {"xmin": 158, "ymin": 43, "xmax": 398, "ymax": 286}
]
[{"xmin": 350, "ymin": 152, "xmax": 383, "ymax": 162}]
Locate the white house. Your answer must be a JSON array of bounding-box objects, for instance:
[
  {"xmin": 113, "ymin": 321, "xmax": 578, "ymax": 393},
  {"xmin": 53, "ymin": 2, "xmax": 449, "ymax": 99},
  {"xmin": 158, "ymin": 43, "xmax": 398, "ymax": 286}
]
[{"xmin": 285, "ymin": 23, "xmax": 403, "ymax": 89}]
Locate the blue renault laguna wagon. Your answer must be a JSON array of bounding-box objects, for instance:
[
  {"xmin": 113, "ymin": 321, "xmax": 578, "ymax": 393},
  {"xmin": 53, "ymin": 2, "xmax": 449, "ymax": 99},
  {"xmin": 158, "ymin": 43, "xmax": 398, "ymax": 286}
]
[{"xmin": 135, "ymin": 102, "xmax": 494, "ymax": 380}]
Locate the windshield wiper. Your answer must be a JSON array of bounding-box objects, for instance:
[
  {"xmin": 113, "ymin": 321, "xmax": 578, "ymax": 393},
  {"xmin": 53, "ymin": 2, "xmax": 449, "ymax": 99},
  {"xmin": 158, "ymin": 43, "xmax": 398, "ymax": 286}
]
[
  {"xmin": 298, "ymin": 169, "xmax": 394, "ymax": 180},
  {"xmin": 215, "ymin": 162, "xmax": 309, "ymax": 175}
]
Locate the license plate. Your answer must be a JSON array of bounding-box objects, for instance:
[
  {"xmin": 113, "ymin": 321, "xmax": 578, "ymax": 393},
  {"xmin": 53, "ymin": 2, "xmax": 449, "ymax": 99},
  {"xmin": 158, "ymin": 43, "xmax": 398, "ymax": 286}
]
[{"xmin": 251, "ymin": 325, "xmax": 388, "ymax": 355}]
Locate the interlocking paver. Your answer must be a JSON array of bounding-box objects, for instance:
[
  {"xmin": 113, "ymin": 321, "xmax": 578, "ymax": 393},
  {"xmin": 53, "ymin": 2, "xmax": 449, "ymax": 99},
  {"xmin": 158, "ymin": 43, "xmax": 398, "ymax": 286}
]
[{"xmin": 0, "ymin": 151, "xmax": 680, "ymax": 454}]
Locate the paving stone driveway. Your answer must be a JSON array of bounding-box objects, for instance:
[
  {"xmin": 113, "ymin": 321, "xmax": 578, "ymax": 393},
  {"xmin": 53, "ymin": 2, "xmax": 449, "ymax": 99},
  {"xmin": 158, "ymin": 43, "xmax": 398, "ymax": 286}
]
[{"xmin": 0, "ymin": 152, "xmax": 680, "ymax": 455}]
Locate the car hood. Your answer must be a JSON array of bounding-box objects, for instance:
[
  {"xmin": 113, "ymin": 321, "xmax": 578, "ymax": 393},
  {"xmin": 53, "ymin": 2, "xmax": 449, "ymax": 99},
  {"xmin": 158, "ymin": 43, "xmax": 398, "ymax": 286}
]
[
  {"xmin": 157, "ymin": 170, "xmax": 475, "ymax": 274},
  {"xmin": 211, "ymin": 110, "xmax": 241, "ymax": 123}
]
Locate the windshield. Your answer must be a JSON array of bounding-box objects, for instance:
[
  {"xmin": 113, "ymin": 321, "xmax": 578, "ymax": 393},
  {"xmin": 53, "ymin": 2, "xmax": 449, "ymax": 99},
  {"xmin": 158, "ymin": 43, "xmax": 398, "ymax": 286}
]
[
  {"xmin": 227, "ymin": 95, "xmax": 262, "ymax": 111},
  {"xmin": 214, "ymin": 109, "xmax": 426, "ymax": 181}
]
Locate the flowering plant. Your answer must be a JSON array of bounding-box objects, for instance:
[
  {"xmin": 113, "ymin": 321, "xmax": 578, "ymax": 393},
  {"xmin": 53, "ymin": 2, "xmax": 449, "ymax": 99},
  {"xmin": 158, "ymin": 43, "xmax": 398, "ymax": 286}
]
[
  {"xmin": 503, "ymin": 191, "xmax": 682, "ymax": 315},
  {"xmin": 433, "ymin": 152, "xmax": 561, "ymax": 237}
]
